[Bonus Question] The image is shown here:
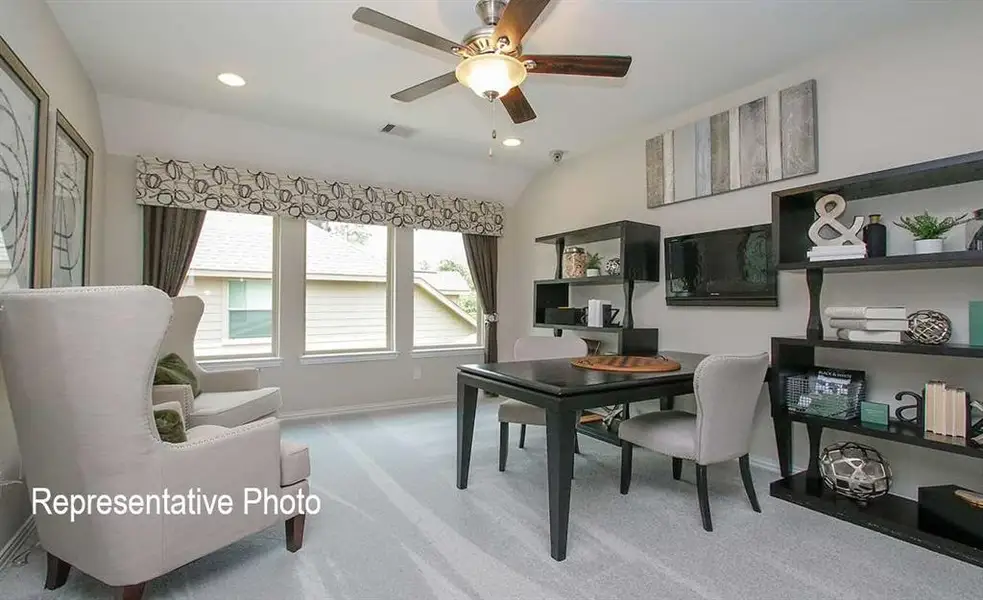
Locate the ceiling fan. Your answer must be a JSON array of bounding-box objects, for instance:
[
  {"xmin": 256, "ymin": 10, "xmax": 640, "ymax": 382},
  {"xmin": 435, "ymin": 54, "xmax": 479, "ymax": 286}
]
[{"xmin": 352, "ymin": 0, "xmax": 632, "ymax": 124}]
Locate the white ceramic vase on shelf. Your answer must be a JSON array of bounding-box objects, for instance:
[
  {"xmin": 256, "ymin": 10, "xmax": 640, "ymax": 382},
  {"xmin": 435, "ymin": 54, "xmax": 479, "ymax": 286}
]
[
  {"xmin": 586, "ymin": 268, "xmax": 601, "ymax": 277},
  {"xmin": 914, "ymin": 238, "xmax": 943, "ymax": 254}
]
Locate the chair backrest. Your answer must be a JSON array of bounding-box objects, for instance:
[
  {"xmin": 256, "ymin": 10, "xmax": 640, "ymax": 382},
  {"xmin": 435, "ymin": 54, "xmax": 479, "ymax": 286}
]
[
  {"xmin": 693, "ymin": 353, "xmax": 769, "ymax": 464},
  {"xmin": 513, "ymin": 335, "xmax": 588, "ymax": 361},
  {"xmin": 0, "ymin": 286, "xmax": 172, "ymax": 566},
  {"xmin": 158, "ymin": 295, "xmax": 205, "ymax": 378}
]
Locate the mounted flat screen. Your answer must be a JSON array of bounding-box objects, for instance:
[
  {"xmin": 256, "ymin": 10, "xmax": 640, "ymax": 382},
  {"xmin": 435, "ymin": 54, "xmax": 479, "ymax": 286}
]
[{"xmin": 664, "ymin": 224, "xmax": 777, "ymax": 306}]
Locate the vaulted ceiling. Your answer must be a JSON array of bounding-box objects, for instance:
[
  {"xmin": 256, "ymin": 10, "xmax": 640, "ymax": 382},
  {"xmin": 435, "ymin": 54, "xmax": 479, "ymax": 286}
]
[{"xmin": 48, "ymin": 0, "xmax": 943, "ymax": 201}]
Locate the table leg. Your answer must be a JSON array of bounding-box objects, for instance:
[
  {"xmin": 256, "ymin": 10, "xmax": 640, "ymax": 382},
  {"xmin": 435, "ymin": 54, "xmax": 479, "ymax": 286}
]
[
  {"xmin": 456, "ymin": 379, "xmax": 478, "ymax": 490},
  {"xmin": 660, "ymin": 396, "xmax": 675, "ymax": 411},
  {"xmin": 773, "ymin": 414, "xmax": 793, "ymax": 478},
  {"xmin": 545, "ymin": 407, "xmax": 577, "ymax": 561}
]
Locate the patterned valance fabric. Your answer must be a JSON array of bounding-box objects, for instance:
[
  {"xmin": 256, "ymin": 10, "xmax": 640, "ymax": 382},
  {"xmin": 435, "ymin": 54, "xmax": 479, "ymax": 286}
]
[{"xmin": 134, "ymin": 156, "xmax": 505, "ymax": 236}]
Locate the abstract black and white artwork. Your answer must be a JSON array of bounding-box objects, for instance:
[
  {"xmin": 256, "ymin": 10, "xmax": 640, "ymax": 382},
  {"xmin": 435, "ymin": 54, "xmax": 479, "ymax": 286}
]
[
  {"xmin": 646, "ymin": 79, "xmax": 817, "ymax": 207},
  {"xmin": 51, "ymin": 112, "xmax": 92, "ymax": 287},
  {"xmin": 0, "ymin": 35, "xmax": 48, "ymax": 290}
]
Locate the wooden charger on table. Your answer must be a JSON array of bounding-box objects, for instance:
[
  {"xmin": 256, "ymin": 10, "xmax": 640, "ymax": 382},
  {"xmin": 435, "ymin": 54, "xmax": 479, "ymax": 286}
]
[{"xmin": 571, "ymin": 355, "xmax": 681, "ymax": 373}]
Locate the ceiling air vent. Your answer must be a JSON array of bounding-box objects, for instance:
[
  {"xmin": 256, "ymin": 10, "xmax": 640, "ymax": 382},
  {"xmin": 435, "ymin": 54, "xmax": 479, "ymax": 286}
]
[{"xmin": 379, "ymin": 123, "xmax": 415, "ymax": 138}]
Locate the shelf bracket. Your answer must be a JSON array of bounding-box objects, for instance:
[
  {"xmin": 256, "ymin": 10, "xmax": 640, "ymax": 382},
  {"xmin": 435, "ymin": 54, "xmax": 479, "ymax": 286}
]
[
  {"xmin": 623, "ymin": 279, "xmax": 635, "ymax": 329},
  {"xmin": 806, "ymin": 268, "xmax": 824, "ymax": 339}
]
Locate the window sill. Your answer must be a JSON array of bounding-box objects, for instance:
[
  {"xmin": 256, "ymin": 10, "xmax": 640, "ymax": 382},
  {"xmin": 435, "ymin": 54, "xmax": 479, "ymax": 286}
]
[
  {"xmin": 300, "ymin": 351, "xmax": 400, "ymax": 365},
  {"xmin": 198, "ymin": 356, "xmax": 284, "ymax": 370},
  {"xmin": 411, "ymin": 346, "xmax": 485, "ymax": 359}
]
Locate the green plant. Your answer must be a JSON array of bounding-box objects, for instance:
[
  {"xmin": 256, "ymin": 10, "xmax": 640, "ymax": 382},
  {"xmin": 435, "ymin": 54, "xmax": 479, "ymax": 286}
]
[
  {"xmin": 586, "ymin": 252, "xmax": 602, "ymax": 269},
  {"xmin": 893, "ymin": 211, "xmax": 969, "ymax": 240}
]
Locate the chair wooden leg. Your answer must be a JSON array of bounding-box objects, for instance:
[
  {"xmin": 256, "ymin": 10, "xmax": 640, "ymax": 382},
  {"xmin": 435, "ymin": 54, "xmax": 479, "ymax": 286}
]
[
  {"xmin": 499, "ymin": 422, "xmax": 509, "ymax": 471},
  {"xmin": 696, "ymin": 464, "xmax": 712, "ymax": 532},
  {"xmin": 739, "ymin": 454, "xmax": 761, "ymax": 513},
  {"xmin": 115, "ymin": 582, "xmax": 147, "ymax": 600},
  {"xmin": 672, "ymin": 457, "xmax": 682, "ymax": 481},
  {"xmin": 286, "ymin": 514, "xmax": 306, "ymax": 552},
  {"xmin": 518, "ymin": 423, "xmax": 526, "ymax": 449},
  {"xmin": 45, "ymin": 553, "xmax": 71, "ymax": 590},
  {"xmin": 620, "ymin": 442, "xmax": 633, "ymax": 495}
]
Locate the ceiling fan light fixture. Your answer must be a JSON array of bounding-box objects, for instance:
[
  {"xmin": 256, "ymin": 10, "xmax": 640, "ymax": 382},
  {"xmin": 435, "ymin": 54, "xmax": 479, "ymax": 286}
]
[{"xmin": 455, "ymin": 54, "xmax": 526, "ymax": 100}]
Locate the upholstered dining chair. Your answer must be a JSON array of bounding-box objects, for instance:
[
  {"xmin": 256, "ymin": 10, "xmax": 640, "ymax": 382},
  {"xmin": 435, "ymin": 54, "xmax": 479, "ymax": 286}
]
[
  {"xmin": 618, "ymin": 353, "xmax": 769, "ymax": 532},
  {"xmin": 0, "ymin": 287, "xmax": 310, "ymax": 600},
  {"xmin": 498, "ymin": 335, "xmax": 588, "ymax": 471},
  {"xmin": 153, "ymin": 295, "xmax": 281, "ymax": 428}
]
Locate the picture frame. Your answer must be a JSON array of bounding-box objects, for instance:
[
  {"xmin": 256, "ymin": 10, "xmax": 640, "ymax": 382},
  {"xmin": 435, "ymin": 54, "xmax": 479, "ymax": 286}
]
[
  {"xmin": 49, "ymin": 110, "xmax": 93, "ymax": 287},
  {"xmin": 0, "ymin": 34, "xmax": 49, "ymax": 290}
]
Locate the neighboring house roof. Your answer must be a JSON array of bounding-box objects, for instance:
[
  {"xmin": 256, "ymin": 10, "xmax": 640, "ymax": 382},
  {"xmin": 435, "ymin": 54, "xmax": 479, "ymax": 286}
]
[{"xmin": 189, "ymin": 212, "xmax": 470, "ymax": 293}]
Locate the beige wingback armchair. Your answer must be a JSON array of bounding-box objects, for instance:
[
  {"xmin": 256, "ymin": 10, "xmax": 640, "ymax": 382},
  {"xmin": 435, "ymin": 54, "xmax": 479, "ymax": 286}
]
[
  {"xmin": 153, "ymin": 295, "xmax": 281, "ymax": 428},
  {"xmin": 0, "ymin": 287, "xmax": 310, "ymax": 600}
]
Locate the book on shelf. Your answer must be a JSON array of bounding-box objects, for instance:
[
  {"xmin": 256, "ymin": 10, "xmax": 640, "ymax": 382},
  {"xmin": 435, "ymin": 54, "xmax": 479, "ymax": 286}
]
[
  {"xmin": 807, "ymin": 244, "xmax": 867, "ymax": 255},
  {"xmin": 924, "ymin": 381, "xmax": 969, "ymax": 438},
  {"xmin": 835, "ymin": 329, "xmax": 902, "ymax": 343},
  {"xmin": 825, "ymin": 306, "xmax": 907, "ymax": 320},
  {"xmin": 828, "ymin": 318, "xmax": 909, "ymax": 331}
]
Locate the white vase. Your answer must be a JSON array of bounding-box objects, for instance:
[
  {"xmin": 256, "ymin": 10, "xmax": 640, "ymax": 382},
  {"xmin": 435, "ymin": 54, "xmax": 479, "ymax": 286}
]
[
  {"xmin": 914, "ymin": 238, "xmax": 943, "ymax": 254},
  {"xmin": 586, "ymin": 268, "xmax": 601, "ymax": 277}
]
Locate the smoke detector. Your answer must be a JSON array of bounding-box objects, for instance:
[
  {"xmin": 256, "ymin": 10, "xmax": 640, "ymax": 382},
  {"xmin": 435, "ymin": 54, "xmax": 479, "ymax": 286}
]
[{"xmin": 379, "ymin": 123, "xmax": 415, "ymax": 138}]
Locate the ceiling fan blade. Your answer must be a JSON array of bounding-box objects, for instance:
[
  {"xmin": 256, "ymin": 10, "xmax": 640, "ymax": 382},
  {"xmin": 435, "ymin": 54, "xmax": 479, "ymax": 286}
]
[
  {"xmin": 500, "ymin": 87, "xmax": 536, "ymax": 124},
  {"xmin": 391, "ymin": 72, "xmax": 459, "ymax": 102},
  {"xmin": 353, "ymin": 7, "xmax": 465, "ymax": 56},
  {"xmin": 493, "ymin": 0, "xmax": 552, "ymax": 52},
  {"xmin": 522, "ymin": 55, "xmax": 632, "ymax": 78}
]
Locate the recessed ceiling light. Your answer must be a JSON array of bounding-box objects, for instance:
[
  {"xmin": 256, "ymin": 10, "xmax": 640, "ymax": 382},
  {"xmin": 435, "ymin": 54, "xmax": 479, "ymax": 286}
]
[
  {"xmin": 217, "ymin": 72, "xmax": 246, "ymax": 87},
  {"xmin": 502, "ymin": 138, "xmax": 522, "ymax": 147}
]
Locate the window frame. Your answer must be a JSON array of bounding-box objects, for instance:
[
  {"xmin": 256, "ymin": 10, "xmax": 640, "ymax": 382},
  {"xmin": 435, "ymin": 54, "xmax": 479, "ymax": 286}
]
[
  {"xmin": 301, "ymin": 221, "xmax": 395, "ymax": 356},
  {"xmin": 190, "ymin": 213, "xmax": 280, "ymax": 360},
  {"xmin": 411, "ymin": 229, "xmax": 484, "ymax": 352}
]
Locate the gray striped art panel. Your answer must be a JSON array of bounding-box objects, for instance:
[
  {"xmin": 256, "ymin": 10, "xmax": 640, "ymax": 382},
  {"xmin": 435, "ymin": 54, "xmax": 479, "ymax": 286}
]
[{"xmin": 644, "ymin": 79, "xmax": 817, "ymax": 209}]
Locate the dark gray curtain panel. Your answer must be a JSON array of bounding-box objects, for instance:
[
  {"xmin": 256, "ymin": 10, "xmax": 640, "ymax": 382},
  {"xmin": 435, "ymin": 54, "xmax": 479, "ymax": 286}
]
[
  {"xmin": 143, "ymin": 205, "xmax": 206, "ymax": 297},
  {"xmin": 463, "ymin": 234, "xmax": 498, "ymax": 363}
]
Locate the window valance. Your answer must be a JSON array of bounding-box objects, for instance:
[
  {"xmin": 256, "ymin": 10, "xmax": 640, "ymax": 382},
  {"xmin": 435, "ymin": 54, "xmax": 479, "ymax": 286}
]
[{"xmin": 135, "ymin": 156, "xmax": 505, "ymax": 236}]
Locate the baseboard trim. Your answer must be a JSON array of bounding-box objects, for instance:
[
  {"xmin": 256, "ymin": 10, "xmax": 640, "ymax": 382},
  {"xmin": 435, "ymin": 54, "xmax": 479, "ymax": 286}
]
[
  {"xmin": 0, "ymin": 516, "xmax": 35, "ymax": 570},
  {"xmin": 279, "ymin": 394, "xmax": 458, "ymax": 422},
  {"xmin": 748, "ymin": 455, "xmax": 807, "ymax": 476}
]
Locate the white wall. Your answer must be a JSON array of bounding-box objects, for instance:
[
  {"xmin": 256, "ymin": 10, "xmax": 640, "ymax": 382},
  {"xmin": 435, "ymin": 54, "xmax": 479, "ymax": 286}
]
[
  {"xmin": 0, "ymin": 0, "xmax": 106, "ymax": 548},
  {"xmin": 500, "ymin": 8, "xmax": 983, "ymax": 499},
  {"xmin": 102, "ymin": 154, "xmax": 485, "ymax": 416}
]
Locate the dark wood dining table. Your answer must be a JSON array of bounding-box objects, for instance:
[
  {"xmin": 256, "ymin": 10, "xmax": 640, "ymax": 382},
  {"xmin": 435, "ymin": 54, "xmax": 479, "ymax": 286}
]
[{"xmin": 456, "ymin": 351, "xmax": 707, "ymax": 561}]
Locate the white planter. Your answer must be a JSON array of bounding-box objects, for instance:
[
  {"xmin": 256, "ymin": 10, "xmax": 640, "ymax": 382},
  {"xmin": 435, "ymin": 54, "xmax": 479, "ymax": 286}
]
[
  {"xmin": 586, "ymin": 268, "xmax": 601, "ymax": 277},
  {"xmin": 914, "ymin": 238, "xmax": 944, "ymax": 254}
]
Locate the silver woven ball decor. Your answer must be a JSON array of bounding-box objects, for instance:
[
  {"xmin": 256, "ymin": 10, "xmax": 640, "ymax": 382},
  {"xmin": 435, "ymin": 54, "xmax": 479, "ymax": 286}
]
[
  {"xmin": 819, "ymin": 441, "xmax": 892, "ymax": 506},
  {"xmin": 907, "ymin": 309, "xmax": 952, "ymax": 345}
]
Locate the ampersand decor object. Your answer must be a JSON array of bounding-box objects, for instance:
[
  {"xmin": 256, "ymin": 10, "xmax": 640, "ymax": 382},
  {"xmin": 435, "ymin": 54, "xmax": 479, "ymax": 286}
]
[
  {"xmin": 807, "ymin": 194, "xmax": 864, "ymax": 247},
  {"xmin": 907, "ymin": 309, "xmax": 952, "ymax": 345}
]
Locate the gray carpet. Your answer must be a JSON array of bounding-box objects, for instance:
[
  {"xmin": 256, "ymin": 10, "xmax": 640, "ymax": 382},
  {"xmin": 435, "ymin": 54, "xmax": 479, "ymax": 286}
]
[{"xmin": 1, "ymin": 402, "xmax": 979, "ymax": 599}]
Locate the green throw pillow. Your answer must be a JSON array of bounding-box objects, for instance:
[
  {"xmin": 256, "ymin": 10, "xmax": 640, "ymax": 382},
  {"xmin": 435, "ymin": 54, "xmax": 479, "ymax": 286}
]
[
  {"xmin": 155, "ymin": 409, "xmax": 187, "ymax": 443},
  {"xmin": 154, "ymin": 353, "xmax": 200, "ymax": 397}
]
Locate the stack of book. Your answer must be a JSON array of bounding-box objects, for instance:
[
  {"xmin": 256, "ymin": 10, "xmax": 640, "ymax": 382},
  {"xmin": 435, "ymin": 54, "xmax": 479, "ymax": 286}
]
[
  {"xmin": 825, "ymin": 306, "xmax": 907, "ymax": 343},
  {"xmin": 924, "ymin": 381, "xmax": 970, "ymax": 438},
  {"xmin": 807, "ymin": 244, "xmax": 867, "ymax": 262}
]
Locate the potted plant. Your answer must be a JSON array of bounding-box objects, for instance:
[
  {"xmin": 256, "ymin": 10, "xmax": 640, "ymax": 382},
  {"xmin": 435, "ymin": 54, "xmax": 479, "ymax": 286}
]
[
  {"xmin": 894, "ymin": 211, "xmax": 969, "ymax": 254},
  {"xmin": 585, "ymin": 253, "xmax": 602, "ymax": 277}
]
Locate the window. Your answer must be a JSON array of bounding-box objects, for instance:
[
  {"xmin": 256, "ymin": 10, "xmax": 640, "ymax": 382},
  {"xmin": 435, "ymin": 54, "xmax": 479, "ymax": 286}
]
[
  {"xmin": 227, "ymin": 280, "xmax": 273, "ymax": 339},
  {"xmin": 180, "ymin": 211, "xmax": 275, "ymax": 357},
  {"xmin": 304, "ymin": 221, "xmax": 391, "ymax": 353},
  {"xmin": 413, "ymin": 229, "xmax": 480, "ymax": 348}
]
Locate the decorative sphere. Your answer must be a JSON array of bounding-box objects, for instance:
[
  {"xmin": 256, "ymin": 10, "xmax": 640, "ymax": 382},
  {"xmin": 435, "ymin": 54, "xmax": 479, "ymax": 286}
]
[
  {"xmin": 907, "ymin": 309, "xmax": 952, "ymax": 345},
  {"xmin": 819, "ymin": 442, "xmax": 892, "ymax": 505},
  {"xmin": 604, "ymin": 257, "xmax": 621, "ymax": 276}
]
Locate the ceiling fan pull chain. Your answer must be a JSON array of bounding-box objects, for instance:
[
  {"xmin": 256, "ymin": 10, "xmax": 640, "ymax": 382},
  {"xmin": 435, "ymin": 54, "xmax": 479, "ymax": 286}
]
[{"xmin": 488, "ymin": 101, "xmax": 498, "ymax": 158}]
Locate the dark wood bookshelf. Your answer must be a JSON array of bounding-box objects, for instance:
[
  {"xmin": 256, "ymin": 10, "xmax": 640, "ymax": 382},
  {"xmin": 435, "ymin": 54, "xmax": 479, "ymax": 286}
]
[
  {"xmin": 769, "ymin": 152, "xmax": 983, "ymax": 569},
  {"xmin": 778, "ymin": 250, "xmax": 983, "ymax": 273},
  {"xmin": 533, "ymin": 221, "xmax": 661, "ymax": 355},
  {"xmin": 773, "ymin": 336, "xmax": 983, "ymax": 359},
  {"xmin": 771, "ymin": 472, "xmax": 983, "ymax": 569}
]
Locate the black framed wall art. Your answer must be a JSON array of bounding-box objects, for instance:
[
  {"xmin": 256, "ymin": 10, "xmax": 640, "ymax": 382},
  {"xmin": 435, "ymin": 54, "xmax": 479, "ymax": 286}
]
[
  {"xmin": 50, "ymin": 111, "xmax": 93, "ymax": 287},
  {"xmin": 0, "ymin": 34, "xmax": 49, "ymax": 290}
]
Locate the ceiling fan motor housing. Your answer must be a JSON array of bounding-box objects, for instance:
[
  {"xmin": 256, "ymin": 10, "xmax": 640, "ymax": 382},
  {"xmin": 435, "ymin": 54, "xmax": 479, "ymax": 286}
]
[{"xmin": 465, "ymin": 0, "xmax": 520, "ymax": 56}]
